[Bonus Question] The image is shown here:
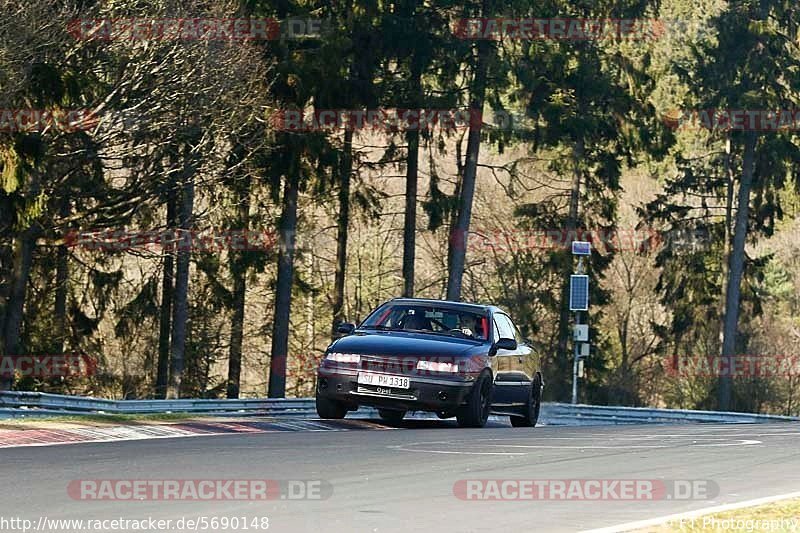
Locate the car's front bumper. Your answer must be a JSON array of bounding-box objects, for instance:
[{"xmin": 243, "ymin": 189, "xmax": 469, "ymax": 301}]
[{"xmin": 317, "ymin": 367, "xmax": 475, "ymax": 412}]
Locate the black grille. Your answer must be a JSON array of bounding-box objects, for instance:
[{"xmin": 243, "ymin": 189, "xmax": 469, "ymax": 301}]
[{"xmin": 359, "ymin": 356, "xmax": 418, "ymax": 376}]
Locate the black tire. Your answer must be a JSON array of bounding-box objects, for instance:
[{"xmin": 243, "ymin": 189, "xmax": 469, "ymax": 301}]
[
  {"xmin": 316, "ymin": 393, "xmax": 348, "ymax": 419},
  {"xmin": 377, "ymin": 409, "xmax": 406, "ymax": 424},
  {"xmin": 457, "ymin": 373, "xmax": 493, "ymax": 428},
  {"xmin": 511, "ymin": 375, "xmax": 542, "ymax": 428}
]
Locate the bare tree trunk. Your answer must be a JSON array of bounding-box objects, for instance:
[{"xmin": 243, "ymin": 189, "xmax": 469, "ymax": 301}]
[
  {"xmin": 1, "ymin": 228, "xmax": 36, "ymax": 390},
  {"xmin": 227, "ymin": 175, "xmax": 251, "ymax": 399},
  {"xmin": 445, "ymin": 141, "xmax": 463, "ymax": 297},
  {"xmin": 54, "ymin": 203, "xmax": 70, "ymax": 355},
  {"xmin": 0, "ymin": 196, "xmax": 11, "ymax": 310},
  {"xmin": 554, "ymin": 136, "xmax": 585, "ymax": 400},
  {"xmin": 0, "ymin": 242, "xmax": 9, "ymax": 388},
  {"xmin": 0, "ymin": 192, "xmax": 13, "ymax": 383},
  {"xmin": 402, "ymin": 128, "xmax": 420, "ymax": 297},
  {"xmin": 168, "ymin": 173, "xmax": 195, "ymax": 399},
  {"xmin": 617, "ymin": 278, "xmax": 631, "ymax": 403},
  {"xmin": 331, "ymin": 127, "xmax": 353, "ymax": 337},
  {"xmin": 155, "ymin": 189, "xmax": 177, "ymax": 398},
  {"xmin": 268, "ymin": 170, "xmax": 300, "ymax": 398},
  {"xmin": 720, "ymin": 132, "xmax": 757, "ymax": 411},
  {"xmin": 446, "ymin": 36, "xmax": 489, "ymax": 301},
  {"xmin": 719, "ymin": 136, "xmax": 733, "ymax": 346},
  {"xmin": 402, "ymin": 64, "xmax": 422, "ymax": 298}
]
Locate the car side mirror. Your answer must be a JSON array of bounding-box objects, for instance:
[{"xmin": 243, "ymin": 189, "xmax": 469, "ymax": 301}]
[
  {"xmin": 336, "ymin": 322, "xmax": 356, "ymax": 335},
  {"xmin": 490, "ymin": 337, "xmax": 517, "ymax": 355},
  {"xmin": 495, "ymin": 338, "xmax": 517, "ymax": 350}
]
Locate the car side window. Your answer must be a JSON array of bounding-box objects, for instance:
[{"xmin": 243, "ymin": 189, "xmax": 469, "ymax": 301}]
[
  {"xmin": 494, "ymin": 314, "xmax": 515, "ymax": 340},
  {"xmin": 507, "ymin": 318, "xmax": 525, "ymax": 344},
  {"xmin": 515, "ymin": 326, "xmax": 525, "ymax": 344}
]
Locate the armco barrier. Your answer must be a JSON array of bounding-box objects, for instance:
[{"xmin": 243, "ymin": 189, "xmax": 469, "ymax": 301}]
[
  {"xmin": 0, "ymin": 391, "xmax": 797, "ymax": 423},
  {"xmin": 543, "ymin": 402, "xmax": 799, "ymax": 424},
  {"xmin": 0, "ymin": 391, "xmax": 319, "ymax": 417}
]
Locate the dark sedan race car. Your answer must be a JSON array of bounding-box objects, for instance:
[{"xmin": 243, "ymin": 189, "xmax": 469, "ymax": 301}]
[{"xmin": 316, "ymin": 298, "xmax": 543, "ymax": 428}]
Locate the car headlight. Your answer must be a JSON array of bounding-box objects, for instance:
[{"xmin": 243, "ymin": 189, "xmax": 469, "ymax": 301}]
[
  {"xmin": 325, "ymin": 352, "xmax": 361, "ymax": 364},
  {"xmin": 417, "ymin": 360, "xmax": 459, "ymax": 373}
]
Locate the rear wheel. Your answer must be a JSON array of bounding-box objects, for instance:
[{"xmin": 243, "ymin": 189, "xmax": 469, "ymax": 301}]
[
  {"xmin": 316, "ymin": 393, "xmax": 348, "ymax": 419},
  {"xmin": 510, "ymin": 375, "xmax": 542, "ymax": 428},
  {"xmin": 457, "ymin": 373, "xmax": 492, "ymax": 428},
  {"xmin": 377, "ymin": 409, "xmax": 406, "ymax": 424}
]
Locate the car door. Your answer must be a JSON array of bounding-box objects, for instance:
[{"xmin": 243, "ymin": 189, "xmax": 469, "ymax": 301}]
[
  {"xmin": 490, "ymin": 313, "xmax": 529, "ymax": 409},
  {"xmin": 511, "ymin": 319, "xmax": 541, "ymax": 386}
]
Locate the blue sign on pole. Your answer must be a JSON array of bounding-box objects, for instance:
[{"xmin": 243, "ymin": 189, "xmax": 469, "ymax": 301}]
[
  {"xmin": 570, "ymin": 275, "xmax": 589, "ymax": 311},
  {"xmin": 571, "ymin": 241, "xmax": 591, "ymax": 256}
]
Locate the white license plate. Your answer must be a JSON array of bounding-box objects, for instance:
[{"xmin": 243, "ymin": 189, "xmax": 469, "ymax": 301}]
[{"xmin": 357, "ymin": 372, "xmax": 410, "ymax": 389}]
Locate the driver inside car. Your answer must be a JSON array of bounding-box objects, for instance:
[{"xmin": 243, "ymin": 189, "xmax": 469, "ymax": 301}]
[
  {"xmin": 458, "ymin": 314, "xmax": 480, "ymax": 339},
  {"xmin": 401, "ymin": 312, "xmax": 433, "ymax": 331}
]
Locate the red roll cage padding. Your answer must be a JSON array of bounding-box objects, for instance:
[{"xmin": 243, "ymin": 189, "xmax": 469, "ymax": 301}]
[{"xmin": 374, "ymin": 306, "xmax": 393, "ymax": 325}]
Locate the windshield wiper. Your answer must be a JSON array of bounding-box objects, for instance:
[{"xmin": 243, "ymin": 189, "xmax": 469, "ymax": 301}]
[{"xmin": 359, "ymin": 325, "xmax": 395, "ymax": 330}]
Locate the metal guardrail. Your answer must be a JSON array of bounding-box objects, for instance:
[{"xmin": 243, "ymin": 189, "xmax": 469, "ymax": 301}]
[
  {"xmin": 543, "ymin": 403, "xmax": 799, "ymax": 424},
  {"xmin": 1, "ymin": 391, "xmax": 797, "ymax": 423},
  {"xmin": 0, "ymin": 391, "xmax": 317, "ymax": 417}
]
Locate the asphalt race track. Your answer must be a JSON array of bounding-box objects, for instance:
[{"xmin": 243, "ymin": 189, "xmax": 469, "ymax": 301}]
[{"xmin": 2, "ymin": 419, "xmax": 799, "ymax": 532}]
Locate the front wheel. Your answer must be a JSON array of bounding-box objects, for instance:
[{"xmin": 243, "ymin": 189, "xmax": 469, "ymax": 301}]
[
  {"xmin": 316, "ymin": 393, "xmax": 348, "ymax": 419},
  {"xmin": 457, "ymin": 373, "xmax": 493, "ymax": 428},
  {"xmin": 511, "ymin": 375, "xmax": 542, "ymax": 427}
]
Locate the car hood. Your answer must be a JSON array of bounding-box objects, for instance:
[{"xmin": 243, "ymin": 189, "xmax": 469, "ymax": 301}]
[{"xmin": 329, "ymin": 331, "xmax": 485, "ymax": 358}]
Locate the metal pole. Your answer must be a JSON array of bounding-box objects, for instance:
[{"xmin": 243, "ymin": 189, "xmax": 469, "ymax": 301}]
[
  {"xmin": 571, "ymin": 255, "xmax": 585, "ymax": 405},
  {"xmin": 572, "ymin": 310, "xmax": 580, "ymax": 404}
]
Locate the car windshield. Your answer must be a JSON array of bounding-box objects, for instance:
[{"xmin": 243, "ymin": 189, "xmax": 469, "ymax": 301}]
[{"xmin": 360, "ymin": 303, "xmax": 488, "ymax": 340}]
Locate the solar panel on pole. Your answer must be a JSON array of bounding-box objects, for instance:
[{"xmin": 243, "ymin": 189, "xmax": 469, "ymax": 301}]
[{"xmin": 570, "ymin": 275, "xmax": 589, "ymax": 311}]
